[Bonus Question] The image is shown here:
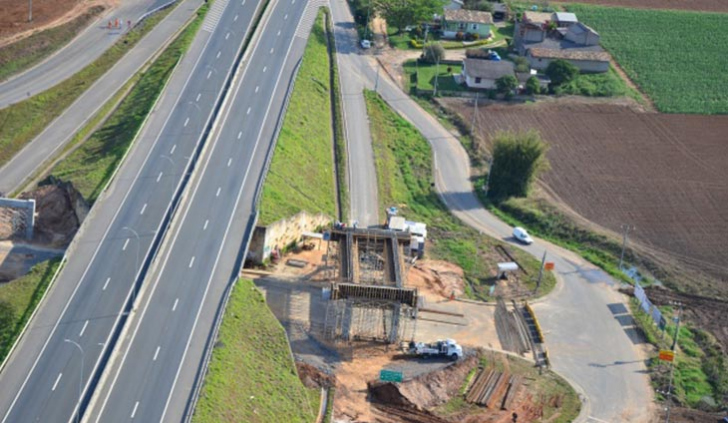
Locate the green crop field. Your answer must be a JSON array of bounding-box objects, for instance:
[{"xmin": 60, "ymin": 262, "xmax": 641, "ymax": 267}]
[{"xmin": 566, "ymin": 4, "xmax": 728, "ymax": 114}]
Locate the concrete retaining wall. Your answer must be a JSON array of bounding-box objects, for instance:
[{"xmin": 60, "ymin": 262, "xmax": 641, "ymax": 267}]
[{"xmin": 248, "ymin": 210, "xmax": 332, "ymax": 262}]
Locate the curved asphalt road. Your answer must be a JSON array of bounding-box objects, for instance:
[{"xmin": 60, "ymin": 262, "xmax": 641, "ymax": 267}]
[
  {"xmin": 0, "ymin": 0, "xmax": 171, "ymax": 107},
  {"xmin": 329, "ymin": 0, "xmax": 654, "ymax": 421},
  {"xmin": 0, "ymin": 0, "xmax": 262, "ymax": 420}
]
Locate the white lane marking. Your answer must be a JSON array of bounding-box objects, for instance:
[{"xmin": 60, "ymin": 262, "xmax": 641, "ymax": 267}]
[
  {"xmin": 153, "ymin": 346, "xmax": 160, "ymax": 361},
  {"xmin": 216, "ymin": 51, "xmax": 221, "ymax": 59},
  {"xmin": 225, "ymin": 32, "xmax": 230, "ymax": 40},
  {"xmin": 140, "ymin": 203, "xmax": 147, "ymax": 215},
  {"xmin": 156, "ymin": 172, "xmax": 163, "ymax": 183},
  {"xmin": 255, "ymin": 86, "xmax": 259, "ymax": 93},
  {"xmin": 122, "ymin": 239, "xmax": 130, "ymax": 251},
  {"xmin": 195, "ymin": 93, "xmax": 201, "ymax": 102},
  {"xmin": 172, "ymin": 298, "xmax": 179, "ymax": 312},
  {"xmin": 207, "ymin": 70, "xmax": 212, "ymax": 79},
  {"xmin": 79, "ymin": 320, "xmax": 89, "ymax": 337},
  {"xmin": 284, "ymin": 14, "xmax": 288, "ymax": 20},
  {"xmin": 170, "ymin": 144, "xmax": 176, "ymax": 155},
  {"xmin": 242, "ymin": 0, "xmax": 245, "ymax": 4},
  {"xmin": 52, "ymin": 373, "xmax": 62, "ymax": 391},
  {"xmin": 263, "ymin": 66, "xmax": 267, "ymax": 73},
  {"xmin": 234, "ymin": 14, "xmax": 238, "ymax": 21},
  {"xmin": 270, "ymin": 48, "xmax": 274, "ymax": 54},
  {"xmin": 587, "ymin": 417, "xmax": 611, "ymax": 423},
  {"xmin": 227, "ymin": 158, "xmax": 232, "ymax": 167},
  {"xmin": 183, "ymin": 117, "xmax": 190, "ymax": 127},
  {"xmin": 277, "ymin": 30, "xmax": 281, "ymax": 36},
  {"xmin": 215, "ymin": 187, "xmax": 221, "ymax": 197},
  {"xmin": 203, "ymin": 219, "xmax": 209, "ymax": 230},
  {"xmin": 102, "ymin": 277, "xmax": 111, "ymax": 291},
  {"xmin": 246, "ymin": 107, "xmax": 251, "ymax": 115},
  {"xmin": 130, "ymin": 401, "xmax": 139, "ymax": 419},
  {"xmin": 292, "ymin": 0, "xmax": 295, "ymax": 3},
  {"xmin": 188, "ymin": 256, "xmax": 195, "ymax": 268},
  {"xmin": 237, "ymin": 131, "xmax": 242, "ymax": 139}
]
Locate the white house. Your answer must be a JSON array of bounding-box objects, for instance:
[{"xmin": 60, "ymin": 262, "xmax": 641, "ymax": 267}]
[{"xmin": 460, "ymin": 58, "xmax": 515, "ymax": 89}]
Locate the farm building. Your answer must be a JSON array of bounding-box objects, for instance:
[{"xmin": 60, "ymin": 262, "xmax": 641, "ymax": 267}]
[
  {"xmin": 513, "ymin": 11, "xmax": 551, "ymax": 52},
  {"xmin": 526, "ymin": 47, "xmax": 610, "ymax": 73},
  {"xmin": 459, "ymin": 58, "xmax": 515, "ymax": 89},
  {"xmin": 554, "ymin": 12, "xmax": 578, "ymax": 27},
  {"xmin": 564, "ymin": 23, "xmax": 600, "ymax": 46},
  {"xmin": 442, "ymin": 9, "xmax": 493, "ymax": 39}
]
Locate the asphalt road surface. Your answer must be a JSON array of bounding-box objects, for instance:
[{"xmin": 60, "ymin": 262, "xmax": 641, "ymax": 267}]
[
  {"xmin": 0, "ymin": 0, "xmax": 202, "ymax": 195},
  {"xmin": 330, "ymin": 2, "xmax": 379, "ymax": 227},
  {"xmin": 328, "ymin": 0, "xmax": 653, "ymax": 421},
  {"xmin": 0, "ymin": 0, "xmax": 172, "ymax": 107},
  {"xmin": 89, "ymin": 1, "xmax": 320, "ymax": 419},
  {"xmin": 0, "ymin": 0, "xmax": 262, "ymax": 420}
]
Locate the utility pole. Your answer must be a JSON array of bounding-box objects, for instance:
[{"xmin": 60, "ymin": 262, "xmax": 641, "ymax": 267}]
[
  {"xmin": 470, "ymin": 91, "xmax": 479, "ymax": 135},
  {"xmin": 29, "ymin": 0, "xmax": 33, "ymax": 22},
  {"xmin": 483, "ymin": 157, "xmax": 493, "ymax": 198},
  {"xmin": 433, "ymin": 55, "xmax": 440, "ymax": 96},
  {"xmin": 536, "ymin": 251, "xmax": 546, "ymax": 292},
  {"xmin": 374, "ymin": 61, "xmax": 380, "ymax": 91},
  {"xmin": 663, "ymin": 302, "xmax": 683, "ymax": 423},
  {"xmin": 619, "ymin": 224, "xmax": 634, "ymax": 270}
]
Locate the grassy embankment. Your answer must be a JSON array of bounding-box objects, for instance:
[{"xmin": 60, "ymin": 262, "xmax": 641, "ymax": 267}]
[
  {"xmin": 0, "ymin": 259, "xmax": 62, "ymax": 365},
  {"xmin": 192, "ymin": 279, "xmax": 319, "ymax": 422},
  {"xmin": 258, "ymin": 9, "xmax": 338, "ymax": 225},
  {"xmin": 46, "ymin": 4, "xmax": 208, "ymax": 204},
  {"xmin": 0, "ymin": 4, "xmax": 175, "ymax": 169},
  {"xmin": 566, "ymin": 4, "xmax": 728, "ymax": 114},
  {"xmin": 364, "ymin": 89, "xmax": 556, "ymax": 299},
  {"xmin": 0, "ymin": 6, "xmax": 106, "ymax": 82},
  {"xmin": 437, "ymin": 353, "xmax": 580, "ymax": 422},
  {"xmin": 629, "ymin": 299, "xmax": 727, "ymax": 409}
]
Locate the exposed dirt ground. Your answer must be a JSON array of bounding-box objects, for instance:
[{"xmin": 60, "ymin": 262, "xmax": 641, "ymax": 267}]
[
  {"xmin": 0, "ymin": 241, "xmax": 63, "ymax": 282},
  {"xmin": 656, "ymin": 407, "xmax": 728, "ymax": 423},
  {"xmin": 440, "ymin": 97, "xmax": 728, "ymax": 297},
  {"xmin": 0, "ymin": 0, "xmax": 115, "ymax": 46},
  {"xmin": 556, "ymin": 0, "xmax": 728, "ymax": 13},
  {"xmin": 407, "ymin": 260, "xmax": 465, "ymax": 302},
  {"xmin": 18, "ymin": 182, "xmax": 89, "ymax": 248}
]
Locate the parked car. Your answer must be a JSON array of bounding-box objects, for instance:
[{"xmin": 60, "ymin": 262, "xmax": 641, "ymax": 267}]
[
  {"xmin": 360, "ymin": 39, "xmax": 371, "ymax": 49},
  {"xmin": 513, "ymin": 227, "xmax": 533, "ymax": 244}
]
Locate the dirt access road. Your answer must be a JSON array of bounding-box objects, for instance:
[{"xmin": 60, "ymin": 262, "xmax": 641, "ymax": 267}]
[{"xmin": 443, "ymin": 97, "xmax": 728, "ymax": 298}]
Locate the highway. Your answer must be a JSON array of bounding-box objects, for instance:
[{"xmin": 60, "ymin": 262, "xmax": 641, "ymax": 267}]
[
  {"xmin": 328, "ymin": 0, "xmax": 654, "ymax": 421},
  {"xmin": 0, "ymin": 0, "xmax": 202, "ymax": 195},
  {"xmin": 89, "ymin": 1, "xmax": 321, "ymax": 419},
  {"xmin": 0, "ymin": 0, "xmax": 263, "ymax": 420},
  {"xmin": 0, "ymin": 0, "xmax": 172, "ymax": 107}
]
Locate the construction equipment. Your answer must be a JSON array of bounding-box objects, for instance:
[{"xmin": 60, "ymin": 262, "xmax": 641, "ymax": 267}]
[{"xmin": 408, "ymin": 339, "xmax": 463, "ymax": 360}]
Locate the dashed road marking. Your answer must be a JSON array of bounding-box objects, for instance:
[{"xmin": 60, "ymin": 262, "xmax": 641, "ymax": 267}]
[
  {"xmin": 203, "ymin": 220, "xmax": 209, "ymax": 230},
  {"xmin": 140, "ymin": 203, "xmax": 147, "ymax": 215},
  {"xmin": 172, "ymin": 298, "xmax": 179, "ymax": 311},
  {"xmin": 227, "ymin": 158, "xmax": 232, "ymax": 167},
  {"xmin": 216, "ymin": 187, "xmax": 221, "ymax": 197},
  {"xmin": 184, "ymin": 117, "xmax": 189, "ymax": 127},
  {"xmin": 79, "ymin": 320, "xmax": 89, "ymax": 337},
  {"xmin": 103, "ymin": 277, "xmax": 111, "ymax": 291},
  {"xmin": 188, "ymin": 256, "xmax": 195, "ymax": 268},
  {"xmin": 237, "ymin": 131, "xmax": 242, "ymax": 139},
  {"xmin": 170, "ymin": 144, "xmax": 176, "ymax": 155},
  {"xmin": 122, "ymin": 239, "xmax": 130, "ymax": 251},
  {"xmin": 153, "ymin": 346, "xmax": 160, "ymax": 361},
  {"xmin": 157, "ymin": 172, "xmax": 163, "ymax": 183},
  {"xmin": 196, "ymin": 93, "xmax": 201, "ymax": 102},
  {"xmin": 52, "ymin": 373, "xmax": 62, "ymax": 391},
  {"xmin": 131, "ymin": 401, "xmax": 139, "ymax": 419}
]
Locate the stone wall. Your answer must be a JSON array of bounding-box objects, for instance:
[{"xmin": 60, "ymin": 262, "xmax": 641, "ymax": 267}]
[{"xmin": 248, "ymin": 211, "xmax": 332, "ymax": 263}]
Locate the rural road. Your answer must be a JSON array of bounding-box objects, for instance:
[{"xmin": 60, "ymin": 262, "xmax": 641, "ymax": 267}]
[
  {"xmin": 0, "ymin": 0, "xmax": 203, "ymax": 195},
  {"xmin": 0, "ymin": 0, "xmax": 173, "ymax": 108},
  {"xmin": 331, "ymin": 2, "xmax": 380, "ymax": 227},
  {"xmin": 0, "ymin": 0, "xmax": 261, "ymax": 419},
  {"xmin": 87, "ymin": 0, "xmax": 318, "ymax": 420},
  {"xmin": 328, "ymin": 0, "xmax": 654, "ymax": 421}
]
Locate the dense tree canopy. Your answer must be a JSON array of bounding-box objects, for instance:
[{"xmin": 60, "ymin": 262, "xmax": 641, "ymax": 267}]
[
  {"xmin": 372, "ymin": 0, "xmax": 446, "ymax": 33},
  {"xmin": 488, "ymin": 130, "xmax": 550, "ymax": 201}
]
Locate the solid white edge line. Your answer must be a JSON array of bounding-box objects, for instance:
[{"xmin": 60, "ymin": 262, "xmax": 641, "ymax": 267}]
[{"xmin": 160, "ymin": 2, "xmax": 299, "ymax": 420}]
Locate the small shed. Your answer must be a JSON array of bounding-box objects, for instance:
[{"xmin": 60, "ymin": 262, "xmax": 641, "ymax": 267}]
[{"xmin": 553, "ymin": 12, "xmax": 578, "ymax": 27}]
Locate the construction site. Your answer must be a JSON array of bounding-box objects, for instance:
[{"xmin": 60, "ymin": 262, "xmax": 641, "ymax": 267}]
[{"xmin": 248, "ymin": 223, "xmax": 581, "ymax": 423}]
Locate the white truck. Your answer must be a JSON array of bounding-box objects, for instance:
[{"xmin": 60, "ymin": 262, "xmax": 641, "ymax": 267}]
[{"xmin": 408, "ymin": 339, "xmax": 463, "ymax": 360}]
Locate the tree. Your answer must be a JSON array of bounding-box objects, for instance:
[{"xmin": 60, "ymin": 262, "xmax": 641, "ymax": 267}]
[
  {"xmin": 525, "ymin": 76, "xmax": 541, "ymax": 94},
  {"xmin": 422, "ymin": 42, "xmax": 445, "ymax": 64},
  {"xmin": 371, "ymin": 0, "xmax": 446, "ymax": 34},
  {"xmin": 464, "ymin": 0, "xmax": 493, "ymax": 12},
  {"xmin": 488, "ymin": 130, "xmax": 550, "ymax": 201},
  {"xmin": 495, "ymin": 75, "xmax": 518, "ymax": 94},
  {"xmin": 513, "ymin": 56, "xmax": 530, "ymax": 73},
  {"xmin": 544, "ymin": 59, "xmax": 579, "ymax": 86}
]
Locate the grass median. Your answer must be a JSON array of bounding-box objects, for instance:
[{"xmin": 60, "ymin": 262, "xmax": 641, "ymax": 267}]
[
  {"xmin": 0, "ymin": 4, "xmax": 176, "ymax": 169},
  {"xmin": 192, "ymin": 279, "xmax": 319, "ymax": 422},
  {"xmin": 258, "ymin": 9, "xmax": 337, "ymax": 225},
  {"xmin": 364, "ymin": 89, "xmax": 556, "ymax": 300},
  {"xmin": 0, "ymin": 258, "xmax": 62, "ymax": 365},
  {"xmin": 47, "ymin": 4, "xmax": 207, "ymax": 204}
]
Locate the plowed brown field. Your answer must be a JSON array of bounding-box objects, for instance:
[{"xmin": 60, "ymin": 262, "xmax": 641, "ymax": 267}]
[
  {"xmin": 558, "ymin": 0, "xmax": 728, "ymax": 13},
  {"xmin": 440, "ymin": 98, "xmax": 728, "ymax": 295}
]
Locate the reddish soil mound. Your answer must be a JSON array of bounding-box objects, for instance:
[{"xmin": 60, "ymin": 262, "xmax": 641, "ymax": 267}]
[
  {"xmin": 296, "ymin": 362, "xmax": 336, "ymax": 389},
  {"xmin": 407, "ymin": 260, "xmax": 465, "ymax": 301},
  {"xmin": 558, "ymin": 0, "xmax": 728, "ymax": 13},
  {"xmin": 19, "ymin": 180, "xmax": 89, "ymax": 247},
  {"xmin": 441, "ymin": 98, "xmax": 728, "ymax": 297}
]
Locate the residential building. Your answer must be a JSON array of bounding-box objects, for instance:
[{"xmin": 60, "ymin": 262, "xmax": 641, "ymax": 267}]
[
  {"xmin": 513, "ymin": 11, "xmax": 551, "ymax": 53},
  {"xmin": 564, "ymin": 22, "xmax": 600, "ymax": 46},
  {"xmin": 459, "ymin": 58, "xmax": 515, "ymax": 89},
  {"xmin": 442, "ymin": 9, "xmax": 493, "ymax": 39},
  {"xmin": 526, "ymin": 47, "xmax": 610, "ymax": 73}
]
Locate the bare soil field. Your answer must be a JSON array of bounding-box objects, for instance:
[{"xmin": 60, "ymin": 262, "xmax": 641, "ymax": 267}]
[
  {"xmin": 0, "ymin": 0, "xmax": 112, "ymax": 45},
  {"xmin": 557, "ymin": 0, "xmax": 728, "ymax": 13},
  {"xmin": 440, "ymin": 97, "xmax": 728, "ymax": 296}
]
